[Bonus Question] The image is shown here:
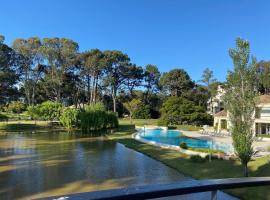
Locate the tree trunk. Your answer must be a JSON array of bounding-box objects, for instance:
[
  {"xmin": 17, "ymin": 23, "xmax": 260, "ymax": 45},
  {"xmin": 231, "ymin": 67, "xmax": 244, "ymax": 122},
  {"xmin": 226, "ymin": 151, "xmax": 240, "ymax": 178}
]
[
  {"xmin": 243, "ymin": 164, "xmax": 248, "ymax": 177},
  {"xmin": 112, "ymin": 96, "xmax": 116, "ymax": 113},
  {"xmin": 87, "ymin": 75, "xmax": 91, "ymax": 104},
  {"xmin": 31, "ymin": 85, "xmax": 36, "ymax": 106}
]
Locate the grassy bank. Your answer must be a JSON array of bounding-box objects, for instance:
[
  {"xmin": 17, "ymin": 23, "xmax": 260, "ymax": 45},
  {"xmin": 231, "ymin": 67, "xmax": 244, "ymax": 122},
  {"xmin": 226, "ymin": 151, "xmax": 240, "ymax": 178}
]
[
  {"xmin": 0, "ymin": 120, "xmax": 65, "ymax": 132},
  {"xmin": 109, "ymin": 124, "xmax": 270, "ymax": 200},
  {"xmin": 118, "ymin": 118, "xmax": 201, "ymax": 131}
]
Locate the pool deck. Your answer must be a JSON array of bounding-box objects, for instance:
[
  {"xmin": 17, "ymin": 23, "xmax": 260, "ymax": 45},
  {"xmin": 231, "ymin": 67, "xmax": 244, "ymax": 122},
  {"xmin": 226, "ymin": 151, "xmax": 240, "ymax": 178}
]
[{"xmin": 181, "ymin": 130, "xmax": 270, "ymax": 157}]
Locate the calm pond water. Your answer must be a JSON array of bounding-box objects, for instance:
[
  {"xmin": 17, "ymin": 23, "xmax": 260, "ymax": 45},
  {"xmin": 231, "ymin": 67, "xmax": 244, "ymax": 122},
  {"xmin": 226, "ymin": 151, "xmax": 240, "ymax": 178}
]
[
  {"xmin": 0, "ymin": 132, "xmax": 186, "ymax": 199},
  {"xmin": 0, "ymin": 131, "xmax": 237, "ymax": 200}
]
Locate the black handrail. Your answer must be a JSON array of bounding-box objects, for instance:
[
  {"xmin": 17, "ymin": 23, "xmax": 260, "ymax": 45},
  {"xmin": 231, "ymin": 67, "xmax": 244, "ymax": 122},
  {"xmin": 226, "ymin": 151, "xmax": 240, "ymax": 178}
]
[{"xmin": 38, "ymin": 177, "xmax": 270, "ymax": 200}]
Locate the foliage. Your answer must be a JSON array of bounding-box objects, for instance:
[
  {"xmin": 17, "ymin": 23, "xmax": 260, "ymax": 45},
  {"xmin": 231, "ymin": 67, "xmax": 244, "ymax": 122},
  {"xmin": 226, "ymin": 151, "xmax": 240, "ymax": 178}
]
[
  {"xmin": 160, "ymin": 96, "xmax": 213, "ymax": 125},
  {"xmin": 255, "ymin": 60, "xmax": 270, "ymax": 94},
  {"xmin": 79, "ymin": 110, "xmax": 118, "ymax": 132},
  {"xmin": 7, "ymin": 101, "xmax": 26, "ymax": 113},
  {"xmin": 180, "ymin": 142, "xmax": 188, "ymax": 149},
  {"xmin": 132, "ymin": 105, "xmax": 151, "ymax": 119},
  {"xmin": 85, "ymin": 102, "xmax": 106, "ymax": 112},
  {"xmin": 59, "ymin": 108, "xmax": 79, "ymax": 129},
  {"xmin": 123, "ymin": 98, "xmax": 142, "ymax": 119},
  {"xmin": 0, "ymin": 113, "xmax": 8, "ymax": 121},
  {"xmin": 159, "ymin": 68, "xmax": 194, "ymax": 96},
  {"xmin": 32, "ymin": 101, "xmax": 63, "ymax": 121},
  {"xmin": 144, "ymin": 64, "xmax": 161, "ymax": 97},
  {"xmin": 200, "ymin": 67, "xmax": 216, "ymax": 87},
  {"xmin": 0, "ymin": 36, "xmax": 20, "ymax": 104},
  {"xmin": 224, "ymin": 38, "xmax": 257, "ymax": 177}
]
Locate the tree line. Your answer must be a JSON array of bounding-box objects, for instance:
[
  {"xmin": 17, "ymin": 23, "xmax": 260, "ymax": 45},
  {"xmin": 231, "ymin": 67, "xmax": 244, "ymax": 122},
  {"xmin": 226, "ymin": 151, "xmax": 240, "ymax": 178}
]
[{"xmin": 0, "ymin": 34, "xmax": 219, "ymax": 119}]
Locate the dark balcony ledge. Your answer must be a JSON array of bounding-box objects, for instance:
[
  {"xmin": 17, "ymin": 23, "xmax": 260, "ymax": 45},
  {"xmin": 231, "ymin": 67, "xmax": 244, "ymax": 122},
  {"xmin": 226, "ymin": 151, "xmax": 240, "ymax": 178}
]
[{"xmin": 38, "ymin": 177, "xmax": 270, "ymax": 200}]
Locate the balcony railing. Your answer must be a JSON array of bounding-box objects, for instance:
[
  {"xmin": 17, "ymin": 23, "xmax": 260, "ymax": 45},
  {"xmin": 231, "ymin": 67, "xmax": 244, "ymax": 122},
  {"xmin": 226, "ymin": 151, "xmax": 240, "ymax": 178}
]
[{"xmin": 39, "ymin": 177, "xmax": 270, "ymax": 200}]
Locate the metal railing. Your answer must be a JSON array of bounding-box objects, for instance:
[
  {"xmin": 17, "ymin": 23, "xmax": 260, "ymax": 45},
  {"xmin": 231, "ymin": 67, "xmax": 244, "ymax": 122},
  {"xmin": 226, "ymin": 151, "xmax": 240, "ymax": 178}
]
[{"xmin": 39, "ymin": 177, "xmax": 270, "ymax": 200}]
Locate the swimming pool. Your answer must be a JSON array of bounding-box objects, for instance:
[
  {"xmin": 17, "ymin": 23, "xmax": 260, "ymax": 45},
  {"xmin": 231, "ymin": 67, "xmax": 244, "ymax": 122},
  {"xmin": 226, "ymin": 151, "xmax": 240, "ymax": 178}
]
[{"xmin": 138, "ymin": 128, "xmax": 233, "ymax": 154}]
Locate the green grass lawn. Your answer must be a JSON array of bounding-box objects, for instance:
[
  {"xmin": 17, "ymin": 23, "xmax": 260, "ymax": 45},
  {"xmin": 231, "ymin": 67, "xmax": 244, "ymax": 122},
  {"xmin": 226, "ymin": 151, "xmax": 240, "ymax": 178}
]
[
  {"xmin": 109, "ymin": 124, "xmax": 270, "ymax": 200},
  {"xmin": 0, "ymin": 120, "xmax": 65, "ymax": 132},
  {"xmin": 118, "ymin": 118, "xmax": 201, "ymax": 131}
]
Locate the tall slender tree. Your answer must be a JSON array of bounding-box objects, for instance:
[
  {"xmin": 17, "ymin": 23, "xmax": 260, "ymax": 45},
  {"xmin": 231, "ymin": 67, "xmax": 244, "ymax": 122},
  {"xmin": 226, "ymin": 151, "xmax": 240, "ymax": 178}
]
[
  {"xmin": 0, "ymin": 35, "xmax": 20, "ymax": 104},
  {"xmin": 144, "ymin": 64, "xmax": 160, "ymax": 103},
  {"xmin": 40, "ymin": 38, "xmax": 79, "ymax": 102},
  {"xmin": 103, "ymin": 50, "xmax": 130, "ymax": 113},
  {"xmin": 81, "ymin": 49, "xmax": 105, "ymax": 104},
  {"xmin": 224, "ymin": 38, "xmax": 257, "ymax": 177},
  {"xmin": 12, "ymin": 37, "xmax": 44, "ymax": 106}
]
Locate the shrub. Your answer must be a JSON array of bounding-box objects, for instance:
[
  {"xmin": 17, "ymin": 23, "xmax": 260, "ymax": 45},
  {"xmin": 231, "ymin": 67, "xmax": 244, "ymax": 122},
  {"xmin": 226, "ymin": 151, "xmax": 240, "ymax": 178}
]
[
  {"xmin": 132, "ymin": 105, "xmax": 151, "ymax": 119},
  {"xmin": 85, "ymin": 102, "xmax": 105, "ymax": 112},
  {"xmin": 180, "ymin": 142, "xmax": 188, "ymax": 149},
  {"xmin": 30, "ymin": 101, "xmax": 63, "ymax": 121},
  {"xmin": 160, "ymin": 96, "xmax": 212, "ymax": 125},
  {"xmin": 189, "ymin": 155, "xmax": 205, "ymax": 163},
  {"xmin": 7, "ymin": 101, "xmax": 26, "ymax": 114},
  {"xmin": 27, "ymin": 106, "xmax": 40, "ymax": 120},
  {"xmin": 60, "ymin": 108, "xmax": 79, "ymax": 129},
  {"xmin": 0, "ymin": 113, "xmax": 8, "ymax": 121},
  {"xmin": 157, "ymin": 117, "xmax": 169, "ymax": 126},
  {"xmin": 79, "ymin": 110, "xmax": 118, "ymax": 132}
]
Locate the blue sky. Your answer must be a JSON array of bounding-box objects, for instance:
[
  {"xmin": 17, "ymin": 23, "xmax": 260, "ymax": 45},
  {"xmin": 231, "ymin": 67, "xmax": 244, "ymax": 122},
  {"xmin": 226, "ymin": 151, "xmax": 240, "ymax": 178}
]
[{"xmin": 1, "ymin": 0, "xmax": 270, "ymax": 81}]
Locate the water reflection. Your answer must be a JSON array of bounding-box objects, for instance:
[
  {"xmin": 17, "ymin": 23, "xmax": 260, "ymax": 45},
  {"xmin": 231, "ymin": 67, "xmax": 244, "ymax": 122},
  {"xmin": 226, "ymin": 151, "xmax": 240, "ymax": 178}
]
[{"xmin": 0, "ymin": 131, "xmax": 187, "ymax": 199}]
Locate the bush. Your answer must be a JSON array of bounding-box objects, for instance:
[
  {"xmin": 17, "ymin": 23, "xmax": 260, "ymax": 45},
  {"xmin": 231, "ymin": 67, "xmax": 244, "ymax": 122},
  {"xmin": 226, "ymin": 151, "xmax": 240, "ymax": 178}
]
[
  {"xmin": 85, "ymin": 102, "xmax": 105, "ymax": 112},
  {"xmin": 60, "ymin": 108, "xmax": 79, "ymax": 129},
  {"xmin": 7, "ymin": 101, "xmax": 26, "ymax": 114},
  {"xmin": 132, "ymin": 105, "xmax": 151, "ymax": 119},
  {"xmin": 29, "ymin": 101, "xmax": 63, "ymax": 121},
  {"xmin": 27, "ymin": 106, "xmax": 40, "ymax": 120},
  {"xmin": 157, "ymin": 117, "xmax": 169, "ymax": 126},
  {"xmin": 180, "ymin": 142, "xmax": 188, "ymax": 149},
  {"xmin": 189, "ymin": 155, "xmax": 205, "ymax": 163},
  {"xmin": 160, "ymin": 96, "xmax": 212, "ymax": 125},
  {"xmin": 0, "ymin": 113, "xmax": 8, "ymax": 121},
  {"xmin": 79, "ymin": 110, "xmax": 118, "ymax": 132}
]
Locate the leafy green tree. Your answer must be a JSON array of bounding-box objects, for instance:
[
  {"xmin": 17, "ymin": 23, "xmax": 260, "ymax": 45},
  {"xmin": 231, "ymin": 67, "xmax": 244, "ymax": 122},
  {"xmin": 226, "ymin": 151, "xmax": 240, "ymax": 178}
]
[
  {"xmin": 40, "ymin": 38, "xmax": 79, "ymax": 102},
  {"xmin": 122, "ymin": 63, "xmax": 144, "ymax": 96},
  {"xmin": 255, "ymin": 60, "xmax": 270, "ymax": 94},
  {"xmin": 0, "ymin": 35, "xmax": 20, "ymax": 104},
  {"xmin": 123, "ymin": 98, "xmax": 142, "ymax": 123},
  {"xmin": 159, "ymin": 68, "xmax": 194, "ymax": 96},
  {"xmin": 160, "ymin": 96, "xmax": 212, "ymax": 125},
  {"xmin": 200, "ymin": 67, "xmax": 216, "ymax": 87},
  {"xmin": 132, "ymin": 105, "xmax": 151, "ymax": 119},
  {"xmin": 144, "ymin": 64, "xmax": 161, "ymax": 103},
  {"xmin": 81, "ymin": 49, "xmax": 105, "ymax": 104},
  {"xmin": 103, "ymin": 50, "xmax": 130, "ymax": 112},
  {"xmin": 7, "ymin": 101, "xmax": 26, "ymax": 114},
  {"xmin": 12, "ymin": 37, "xmax": 44, "ymax": 106},
  {"xmin": 224, "ymin": 38, "xmax": 257, "ymax": 177}
]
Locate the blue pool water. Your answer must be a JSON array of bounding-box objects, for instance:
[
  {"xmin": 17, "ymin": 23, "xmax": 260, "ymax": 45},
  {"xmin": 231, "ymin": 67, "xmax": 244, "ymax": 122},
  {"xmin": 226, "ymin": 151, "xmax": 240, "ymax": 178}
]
[{"xmin": 139, "ymin": 129, "xmax": 233, "ymax": 154}]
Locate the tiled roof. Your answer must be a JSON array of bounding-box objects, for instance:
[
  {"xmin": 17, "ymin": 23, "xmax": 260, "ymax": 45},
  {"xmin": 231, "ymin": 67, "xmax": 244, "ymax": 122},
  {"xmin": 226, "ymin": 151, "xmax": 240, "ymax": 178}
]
[{"xmin": 214, "ymin": 110, "xmax": 227, "ymax": 117}]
